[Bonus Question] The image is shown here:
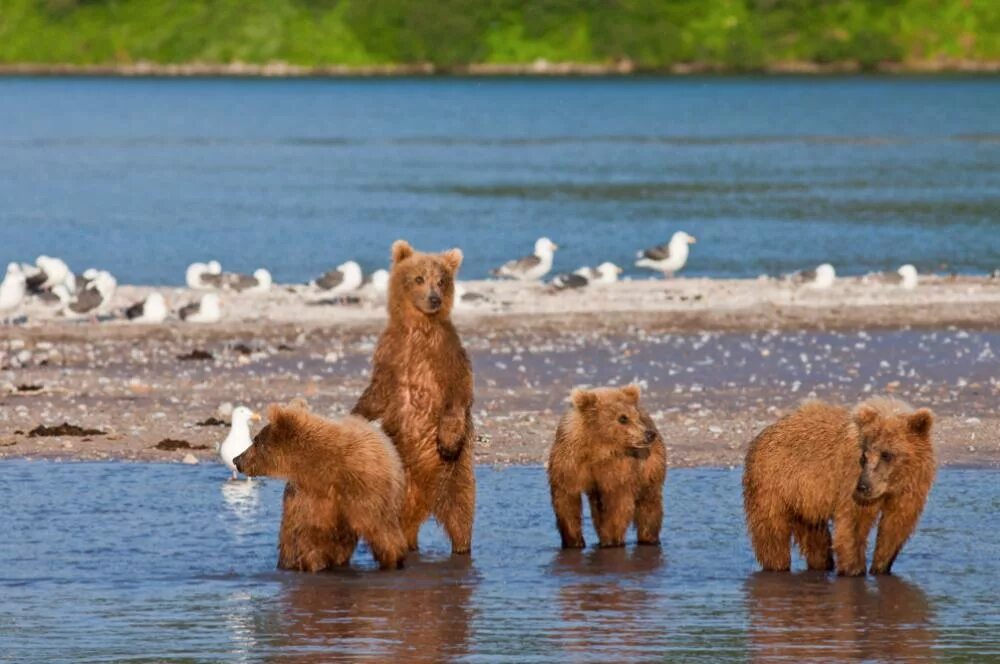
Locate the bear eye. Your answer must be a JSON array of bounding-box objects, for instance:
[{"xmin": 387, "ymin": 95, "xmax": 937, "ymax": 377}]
[
  {"xmin": 438, "ymin": 278, "xmax": 446, "ymax": 287},
  {"xmin": 414, "ymin": 276, "xmax": 424, "ymax": 285},
  {"xmin": 618, "ymin": 415, "xmax": 629, "ymax": 425},
  {"xmin": 880, "ymin": 451, "xmax": 895, "ymax": 463}
]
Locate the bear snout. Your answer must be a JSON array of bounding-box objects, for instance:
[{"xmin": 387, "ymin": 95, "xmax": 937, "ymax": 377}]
[
  {"xmin": 427, "ymin": 292, "xmax": 442, "ymax": 310},
  {"xmin": 643, "ymin": 429, "xmax": 657, "ymax": 444},
  {"xmin": 855, "ymin": 477, "xmax": 872, "ymax": 497}
]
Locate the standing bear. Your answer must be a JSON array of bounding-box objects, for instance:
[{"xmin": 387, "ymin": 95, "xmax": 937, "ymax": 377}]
[
  {"xmin": 352, "ymin": 240, "xmax": 475, "ymax": 554},
  {"xmin": 548, "ymin": 385, "xmax": 667, "ymax": 549},
  {"xmin": 233, "ymin": 403, "xmax": 408, "ymax": 571},
  {"xmin": 743, "ymin": 397, "xmax": 936, "ymax": 576}
]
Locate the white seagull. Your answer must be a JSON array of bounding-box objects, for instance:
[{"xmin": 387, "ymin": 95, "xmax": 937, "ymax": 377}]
[
  {"xmin": 574, "ymin": 262, "xmax": 623, "ymax": 284},
  {"xmin": 205, "ymin": 268, "xmax": 272, "ymax": 293},
  {"xmin": 0, "ymin": 263, "xmax": 27, "ymax": 319},
  {"xmin": 635, "ymin": 231, "xmax": 696, "ymax": 278},
  {"xmin": 895, "ymin": 264, "xmax": 919, "ymax": 290},
  {"xmin": 493, "ymin": 237, "xmax": 559, "ymax": 281},
  {"xmin": 179, "ymin": 293, "xmax": 222, "ymax": 323},
  {"xmin": 790, "ymin": 263, "xmax": 836, "ymax": 290},
  {"xmin": 25, "ymin": 255, "xmax": 72, "ymax": 293},
  {"xmin": 312, "ymin": 261, "xmax": 363, "ymax": 294},
  {"xmin": 125, "ymin": 292, "xmax": 169, "ymax": 324},
  {"xmin": 369, "ymin": 269, "xmax": 390, "ymax": 295},
  {"xmin": 64, "ymin": 270, "xmax": 116, "ymax": 317},
  {"xmin": 219, "ymin": 406, "xmax": 261, "ymax": 480},
  {"xmin": 186, "ymin": 260, "xmax": 223, "ymax": 290}
]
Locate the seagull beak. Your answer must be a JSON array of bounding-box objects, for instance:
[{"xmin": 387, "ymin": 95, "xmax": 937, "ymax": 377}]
[
  {"xmin": 688, "ymin": 236, "xmax": 697, "ymax": 244},
  {"xmin": 250, "ymin": 412, "xmax": 261, "ymax": 422}
]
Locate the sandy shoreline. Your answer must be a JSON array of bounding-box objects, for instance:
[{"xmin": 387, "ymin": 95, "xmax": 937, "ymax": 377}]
[
  {"xmin": 1, "ymin": 275, "xmax": 998, "ymax": 468},
  {"xmin": 2, "ymin": 60, "xmax": 999, "ymax": 78}
]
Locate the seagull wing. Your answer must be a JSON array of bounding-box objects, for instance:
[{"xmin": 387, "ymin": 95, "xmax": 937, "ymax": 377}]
[
  {"xmin": 124, "ymin": 300, "xmax": 145, "ymax": 319},
  {"xmin": 178, "ymin": 302, "xmax": 200, "ymax": 320},
  {"xmin": 640, "ymin": 242, "xmax": 672, "ymax": 261},
  {"xmin": 497, "ymin": 254, "xmax": 541, "ymax": 276},
  {"xmin": 68, "ymin": 286, "xmax": 103, "ymax": 314},
  {"xmin": 315, "ymin": 269, "xmax": 344, "ymax": 290}
]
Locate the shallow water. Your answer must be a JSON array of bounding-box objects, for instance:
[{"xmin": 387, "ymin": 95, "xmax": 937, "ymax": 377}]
[
  {"xmin": 1, "ymin": 77, "xmax": 998, "ymax": 282},
  {"xmin": 0, "ymin": 462, "xmax": 997, "ymax": 661}
]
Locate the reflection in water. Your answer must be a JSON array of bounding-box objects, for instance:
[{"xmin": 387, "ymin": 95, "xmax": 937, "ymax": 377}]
[
  {"xmin": 745, "ymin": 572, "xmax": 936, "ymax": 663},
  {"xmin": 260, "ymin": 555, "xmax": 476, "ymax": 662},
  {"xmin": 220, "ymin": 479, "xmax": 262, "ymax": 539},
  {"xmin": 552, "ymin": 547, "xmax": 665, "ymax": 660}
]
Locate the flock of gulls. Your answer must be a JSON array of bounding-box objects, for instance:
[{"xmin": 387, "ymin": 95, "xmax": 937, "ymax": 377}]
[{"xmin": 0, "ymin": 230, "xmax": 967, "ymax": 325}]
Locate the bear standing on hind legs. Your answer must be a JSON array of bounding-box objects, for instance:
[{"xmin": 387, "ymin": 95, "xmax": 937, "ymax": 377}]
[
  {"xmin": 743, "ymin": 397, "xmax": 936, "ymax": 576},
  {"xmin": 353, "ymin": 240, "xmax": 475, "ymax": 555}
]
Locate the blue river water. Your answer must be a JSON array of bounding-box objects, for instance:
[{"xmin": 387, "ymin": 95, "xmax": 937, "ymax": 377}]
[
  {"xmin": 0, "ymin": 462, "xmax": 997, "ymax": 661},
  {"xmin": 0, "ymin": 76, "xmax": 998, "ymax": 283}
]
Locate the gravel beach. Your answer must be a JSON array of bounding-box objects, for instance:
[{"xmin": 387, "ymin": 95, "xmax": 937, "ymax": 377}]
[{"xmin": 2, "ymin": 275, "xmax": 998, "ymax": 467}]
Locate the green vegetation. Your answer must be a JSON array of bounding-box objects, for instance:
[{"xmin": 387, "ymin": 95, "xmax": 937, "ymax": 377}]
[{"xmin": 0, "ymin": 0, "xmax": 997, "ymax": 70}]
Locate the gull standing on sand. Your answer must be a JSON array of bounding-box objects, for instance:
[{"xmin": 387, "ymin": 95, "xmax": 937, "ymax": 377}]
[
  {"xmin": 0, "ymin": 263, "xmax": 27, "ymax": 319},
  {"xmin": 186, "ymin": 260, "xmax": 223, "ymax": 290},
  {"xmin": 125, "ymin": 292, "xmax": 169, "ymax": 324},
  {"xmin": 207, "ymin": 268, "xmax": 272, "ymax": 293},
  {"xmin": 64, "ymin": 270, "xmax": 117, "ymax": 317},
  {"xmin": 493, "ymin": 237, "xmax": 559, "ymax": 281},
  {"xmin": 312, "ymin": 261, "xmax": 363, "ymax": 294},
  {"xmin": 24, "ymin": 255, "xmax": 72, "ymax": 293},
  {"xmin": 635, "ymin": 231, "xmax": 696, "ymax": 278},
  {"xmin": 368, "ymin": 268, "xmax": 390, "ymax": 295},
  {"xmin": 893, "ymin": 264, "xmax": 919, "ymax": 290},
  {"xmin": 790, "ymin": 263, "xmax": 836, "ymax": 290},
  {"xmin": 219, "ymin": 406, "xmax": 261, "ymax": 480},
  {"xmin": 574, "ymin": 262, "xmax": 623, "ymax": 284},
  {"xmin": 179, "ymin": 293, "xmax": 222, "ymax": 323}
]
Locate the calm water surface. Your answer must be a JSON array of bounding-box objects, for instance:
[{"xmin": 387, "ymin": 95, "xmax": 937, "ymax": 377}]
[
  {"xmin": 0, "ymin": 462, "xmax": 997, "ymax": 661},
  {"xmin": 0, "ymin": 77, "xmax": 998, "ymax": 282}
]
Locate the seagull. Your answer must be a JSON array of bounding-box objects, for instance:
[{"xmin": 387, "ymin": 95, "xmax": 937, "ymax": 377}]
[
  {"xmin": 0, "ymin": 263, "xmax": 27, "ymax": 319},
  {"xmin": 208, "ymin": 268, "xmax": 272, "ymax": 293},
  {"xmin": 125, "ymin": 292, "xmax": 168, "ymax": 323},
  {"xmin": 219, "ymin": 406, "xmax": 261, "ymax": 480},
  {"xmin": 24, "ymin": 255, "xmax": 72, "ymax": 293},
  {"xmin": 369, "ymin": 269, "xmax": 390, "ymax": 295},
  {"xmin": 312, "ymin": 261, "xmax": 363, "ymax": 294},
  {"xmin": 179, "ymin": 293, "xmax": 222, "ymax": 323},
  {"xmin": 493, "ymin": 237, "xmax": 559, "ymax": 281},
  {"xmin": 64, "ymin": 270, "xmax": 116, "ymax": 317},
  {"xmin": 864, "ymin": 264, "xmax": 919, "ymax": 290},
  {"xmin": 635, "ymin": 232, "xmax": 696, "ymax": 278},
  {"xmin": 37, "ymin": 284, "xmax": 72, "ymax": 307},
  {"xmin": 186, "ymin": 260, "xmax": 223, "ymax": 290},
  {"xmin": 573, "ymin": 262, "xmax": 623, "ymax": 284},
  {"xmin": 550, "ymin": 272, "xmax": 589, "ymax": 291},
  {"xmin": 789, "ymin": 263, "xmax": 836, "ymax": 290}
]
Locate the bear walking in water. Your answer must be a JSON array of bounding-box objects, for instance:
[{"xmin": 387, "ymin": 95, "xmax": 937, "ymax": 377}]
[
  {"xmin": 743, "ymin": 397, "xmax": 936, "ymax": 576},
  {"xmin": 548, "ymin": 385, "xmax": 667, "ymax": 548},
  {"xmin": 233, "ymin": 403, "xmax": 408, "ymax": 571},
  {"xmin": 353, "ymin": 240, "xmax": 475, "ymax": 554}
]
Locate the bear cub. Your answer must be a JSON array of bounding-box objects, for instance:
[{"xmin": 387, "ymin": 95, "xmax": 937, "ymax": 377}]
[
  {"xmin": 548, "ymin": 385, "xmax": 667, "ymax": 549},
  {"xmin": 352, "ymin": 240, "xmax": 475, "ymax": 555},
  {"xmin": 233, "ymin": 403, "xmax": 408, "ymax": 572},
  {"xmin": 743, "ymin": 397, "xmax": 936, "ymax": 576}
]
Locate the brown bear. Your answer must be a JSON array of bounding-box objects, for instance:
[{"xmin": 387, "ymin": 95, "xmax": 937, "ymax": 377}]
[
  {"xmin": 232, "ymin": 403, "xmax": 408, "ymax": 571},
  {"xmin": 743, "ymin": 397, "xmax": 936, "ymax": 576},
  {"xmin": 352, "ymin": 240, "xmax": 475, "ymax": 554},
  {"xmin": 547, "ymin": 385, "xmax": 667, "ymax": 549}
]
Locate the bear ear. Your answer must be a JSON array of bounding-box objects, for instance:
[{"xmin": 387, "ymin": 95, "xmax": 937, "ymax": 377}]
[
  {"xmin": 908, "ymin": 408, "xmax": 933, "ymax": 436},
  {"xmin": 571, "ymin": 388, "xmax": 597, "ymax": 412},
  {"xmin": 440, "ymin": 248, "xmax": 463, "ymax": 274},
  {"xmin": 621, "ymin": 384, "xmax": 641, "ymax": 403},
  {"xmin": 853, "ymin": 404, "xmax": 879, "ymax": 428},
  {"xmin": 266, "ymin": 403, "xmax": 286, "ymax": 426},
  {"xmin": 391, "ymin": 240, "xmax": 414, "ymax": 265},
  {"xmin": 286, "ymin": 397, "xmax": 310, "ymax": 411}
]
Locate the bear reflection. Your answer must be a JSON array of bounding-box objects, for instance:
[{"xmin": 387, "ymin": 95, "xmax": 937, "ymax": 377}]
[
  {"xmin": 746, "ymin": 572, "xmax": 935, "ymax": 662},
  {"xmin": 552, "ymin": 546, "xmax": 664, "ymax": 657},
  {"xmin": 263, "ymin": 555, "xmax": 475, "ymax": 662}
]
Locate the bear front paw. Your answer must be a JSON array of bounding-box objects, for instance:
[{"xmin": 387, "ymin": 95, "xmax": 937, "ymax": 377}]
[{"xmin": 836, "ymin": 565, "xmax": 867, "ymax": 577}]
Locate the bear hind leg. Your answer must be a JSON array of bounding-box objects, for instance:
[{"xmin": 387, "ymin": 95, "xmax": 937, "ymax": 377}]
[
  {"xmin": 746, "ymin": 510, "xmax": 792, "ymax": 572},
  {"xmin": 792, "ymin": 518, "xmax": 834, "ymax": 571},
  {"xmin": 434, "ymin": 457, "xmax": 475, "ymax": 555}
]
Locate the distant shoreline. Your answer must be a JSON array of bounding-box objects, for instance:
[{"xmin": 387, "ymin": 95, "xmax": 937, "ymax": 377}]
[{"xmin": 1, "ymin": 59, "xmax": 999, "ymax": 78}]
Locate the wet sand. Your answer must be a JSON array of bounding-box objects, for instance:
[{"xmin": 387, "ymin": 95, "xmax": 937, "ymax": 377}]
[{"xmin": 2, "ymin": 275, "xmax": 998, "ymax": 467}]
